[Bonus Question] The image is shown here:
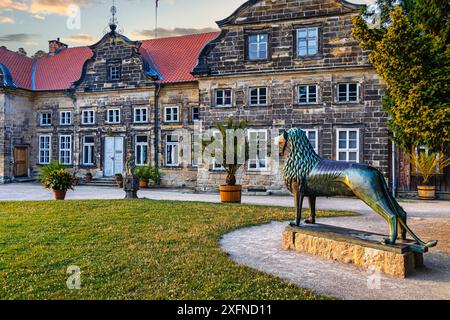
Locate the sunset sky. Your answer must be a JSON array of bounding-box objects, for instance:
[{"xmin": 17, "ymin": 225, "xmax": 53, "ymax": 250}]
[{"xmin": 0, "ymin": 0, "xmax": 373, "ymax": 55}]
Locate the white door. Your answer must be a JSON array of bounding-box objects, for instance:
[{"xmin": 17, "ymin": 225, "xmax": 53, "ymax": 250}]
[{"xmin": 104, "ymin": 137, "xmax": 124, "ymax": 177}]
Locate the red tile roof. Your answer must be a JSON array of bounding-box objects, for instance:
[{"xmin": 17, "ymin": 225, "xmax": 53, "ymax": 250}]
[
  {"xmin": 0, "ymin": 48, "xmax": 33, "ymax": 90},
  {"xmin": 34, "ymin": 47, "xmax": 93, "ymax": 91},
  {"xmin": 0, "ymin": 32, "xmax": 219, "ymax": 91},
  {"xmin": 140, "ymin": 32, "xmax": 219, "ymax": 83}
]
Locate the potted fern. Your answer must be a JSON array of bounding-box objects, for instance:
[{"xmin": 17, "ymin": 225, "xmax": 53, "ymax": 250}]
[
  {"xmin": 39, "ymin": 162, "xmax": 77, "ymax": 200},
  {"xmin": 135, "ymin": 166, "xmax": 152, "ymax": 189},
  {"xmin": 412, "ymin": 152, "xmax": 450, "ymax": 200},
  {"xmin": 207, "ymin": 118, "xmax": 248, "ymax": 203}
]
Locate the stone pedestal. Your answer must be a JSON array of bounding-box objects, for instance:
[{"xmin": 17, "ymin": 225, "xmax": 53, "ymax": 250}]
[
  {"xmin": 282, "ymin": 224, "xmax": 425, "ymax": 278},
  {"xmin": 123, "ymin": 175, "xmax": 139, "ymax": 199}
]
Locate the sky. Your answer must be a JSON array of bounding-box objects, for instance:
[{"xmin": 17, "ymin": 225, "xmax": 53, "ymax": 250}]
[{"xmin": 0, "ymin": 0, "xmax": 373, "ymax": 56}]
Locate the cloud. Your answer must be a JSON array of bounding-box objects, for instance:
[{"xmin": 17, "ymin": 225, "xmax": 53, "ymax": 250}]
[
  {"xmin": 62, "ymin": 33, "xmax": 95, "ymax": 44},
  {"xmin": 0, "ymin": 15, "xmax": 15, "ymax": 23},
  {"xmin": 30, "ymin": 0, "xmax": 91, "ymax": 16},
  {"xmin": 0, "ymin": 33, "xmax": 37, "ymax": 42},
  {"xmin": 0, "ymin": 0, "xmax": 28, "ymax": 11},
  {"xmin": 132, "ymin": 27, "xmax": 219, "ymax": 39},
  {"xmin": 32, "ymin": 13, "xmax": 45, "ymax": 19}
]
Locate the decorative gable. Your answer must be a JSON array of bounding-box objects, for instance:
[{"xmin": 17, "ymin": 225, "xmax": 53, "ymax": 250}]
[{"xmin": 74, "ymin": 30, "xmax": 158, "ymax": 92}]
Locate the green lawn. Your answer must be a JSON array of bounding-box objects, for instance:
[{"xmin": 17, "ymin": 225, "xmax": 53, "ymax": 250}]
[{"xmin": 0, "ymin": 199, "xmax": 357, "ymax": 300}]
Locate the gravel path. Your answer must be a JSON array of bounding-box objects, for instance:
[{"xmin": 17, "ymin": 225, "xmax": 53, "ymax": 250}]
[{"xmin": 220, "ymin": 215, "xmax": 450, "ymax": 300}]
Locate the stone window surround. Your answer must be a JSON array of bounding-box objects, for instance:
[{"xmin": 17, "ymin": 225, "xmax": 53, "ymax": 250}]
[
  {"xmin": 59, "ymin": 111, "xmax": 72, "ymax": 126},
  {"xmin": 107, "ymin": 60, "xmax": 122, "ymax": 82},
  {"xmin": 133, "ymin": 107, "xmax": 149, "ymax": 123},
  {"xmin": 59, "ymin": 134, "xmax": 72, "ymax": 165},
  {"xmin": 333, "ymin": 81, "xmax": 364, "ymax": 105},
  {"xmin": 191, "ymin": 106, "xmax": 200, "ymax": 122},
  {"xmin": 135, "ymin": 135, "xmax": 149, "ymax": 166},
  {"xmin": 38, "ymin": 134, "xmax": 51, "ymax": 165},
  {"xmin": 244, "ymin": 28, "xmax": 272, "ymax": 62},
  {"xmin": 39, "ymin": 112, "xmax": 52, "ymax": 127},
  {"xmin": 165, "ymin": 132, "xmax": 180, "ymax": 167},
  {"xmin": 335, "ymin": 127, "xmax": 362, "ymax": 163},
  {"xmin": 106, "ymin": 108, "xmax": 121, "ymax": 124},
  {"xmin": 248, "ymin": 87, "xmax": 269, "ymax": 107},
  {"xmin": 292, "ymin": 21, "xmax": 323, "ymax": 60},
  {"xmin": 247, "ymin": 129, "xmax": 269, "ymax": 172},
  {"xmin": 164, "ymin": 106, "xmax": 180, "ymax": 123},
  {"xmin": 296, "ymin": 84, "xmax": 320, "ymax": 105},
  {"xmin": 213, "ymin": 88, "xmax": 233, "ymax": 108},
  {"xmin": 82, "ymin": 136, "xmax": 95, "ymax": 166},
  {"xmin": 81, "ymin": 109, "xmax": 96, "ymax": 125}
]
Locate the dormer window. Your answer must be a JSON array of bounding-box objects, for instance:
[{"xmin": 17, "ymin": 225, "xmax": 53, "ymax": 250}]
[
  {"xmin": 248, "ymin": 34, "xmax": 268, "ymax": 61},
  {"xmin": 297, "ymin": 27, "xmax": 319, "ymax": 57},
  {"xmin": 108, "ymin": 64, "xmax": 121, "ymax": 81}
]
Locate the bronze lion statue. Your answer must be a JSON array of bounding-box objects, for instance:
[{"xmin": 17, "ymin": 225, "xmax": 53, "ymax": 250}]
[{"xmin": 278, "ymin": 128, "xmax": 437, "ymax": 252}]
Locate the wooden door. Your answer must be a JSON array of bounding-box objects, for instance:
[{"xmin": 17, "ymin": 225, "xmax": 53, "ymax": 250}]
[{"xmin": 14, "ymin": 147, "xmax": 28, "ymax": 177}]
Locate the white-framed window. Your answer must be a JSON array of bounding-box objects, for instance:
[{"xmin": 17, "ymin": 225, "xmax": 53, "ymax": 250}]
[
  {"xmin": 82, "ymin": 136, "xmax": 95, "ymax": 165},
  {"xmin": 248, "ymin": 129, "xmax": 268, "ymax": 171},
  {"xmin": 248, "ymin": 34, "xmax": 268, "ymax": 60},
  {"xmin": 39, "ymin": 112, "xmax": 52, "ymax": 126},
  {"xmin": 135, "ymin": 135, "xmax": 148, "ymax": 166},
  {"xmin": 214, "ymin": 89, "xmax": 232, "ymax": 107},
  {"xmin": 107, "ymin": 109, "xmax": 121, "ymax": 124},
  {"xmin": 134, "ymin": 108, "xmax": 148, "ymax": 123},
  {"xmin": 297, "ymin": 27, "xmax": 319, "ymax": 57},
  {"xmin": 60, "ymin": 111, "xmax": 72, "ymax": 125},
  {"xmin": 109, "ymin": 65, "xmax": 121, "ymax": 81},
  {"xmin": 165, "ymin": 134, "xmax": 179, "ymax": 167},
  {"xmin": 304, "ymin": 129, "xmax": 319, "ymax": 154},
  {"xmin": 192, "ymin": 107, "xmax": 200, "ymax": 122},
  {"xmin": 337, "ymin": 83, "xmax": 359, "ymax": 103},
  {"xmin": 164, "ymin": 106, "xmax": 179, "ymax": 123},
  {"xmin": 249, "ymin": 87, "xmax": 267, "ymax": 106},
  {"xmin": 337, "ymin": 129, "xmax": 359, "ymax": 163},
  {"xmin": 59, "ymin": 135, "xmax": 72, "ymax": 165},
  {"xmin": 298, "ymin": 85, "xmax": 318, "ymax": 104},
  {"xmin": 39, "ymin": 135, "xmax": 51, "ymax": 164},
  {"xmin": 82, "ymin": 110, "xmax": 95, "ymax": 125},
  {"xmin": 191, "ymin": 133, "xmax": 199, "ymax": 167}
]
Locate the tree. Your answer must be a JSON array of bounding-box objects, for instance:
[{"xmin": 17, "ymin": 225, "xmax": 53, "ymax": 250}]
[{"xmin": 352, "ymin": 0, "xmax": 450, "ymax": 152}]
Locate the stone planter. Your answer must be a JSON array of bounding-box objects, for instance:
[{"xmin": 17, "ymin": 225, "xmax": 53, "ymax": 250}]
[
  {"xmin": 418, "ymin": 185, "xmax": 436, "ymax": 200},
  {"xmin": 139, "ymin": 179, "xmax": 149, "ymax": 189},
  {"xmin": 53, "ymin": 189, "xmax": 67, "ymax": 201},
  {"xmin": 219, "ymin": 185, "xmax": 242, "ymax": 203}
]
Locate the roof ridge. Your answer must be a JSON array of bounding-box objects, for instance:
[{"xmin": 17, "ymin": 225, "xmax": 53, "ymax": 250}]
[{"xmin": 140, "ymin": 31, "xmax": 220, "ymax": 42}]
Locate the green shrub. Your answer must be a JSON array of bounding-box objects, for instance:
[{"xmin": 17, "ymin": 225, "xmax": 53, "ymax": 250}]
[
  {"xmin": 41, "ymin": 169, "xmax": 77, "ymax": 191},
  {"xmin": 135, "ymin": 165, "xmax": 161, "ymax": 184},
  {"xmin": 39, "ymin": 161, "xmax": 66, "ymax": 182}
]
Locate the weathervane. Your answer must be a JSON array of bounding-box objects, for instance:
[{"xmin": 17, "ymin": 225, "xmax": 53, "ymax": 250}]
[{"xmin": 106, "ymin": 0, "xmax": 123, "ymax": 35}]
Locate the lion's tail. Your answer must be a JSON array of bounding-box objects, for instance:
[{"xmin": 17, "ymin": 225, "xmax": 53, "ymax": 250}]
[{"xmin": 380, "ymin": 172, "xmax": 437, "ymax": 248}]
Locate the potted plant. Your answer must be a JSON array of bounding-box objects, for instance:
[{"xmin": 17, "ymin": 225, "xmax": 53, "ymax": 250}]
[
  {"xmin": 115, "ymin": 173, "xmax": 123, "ymax": 188},
  {"xmin": 135, "ymin": 166, "xmax": 151, "ymax": 189},
  {"xmin": 40, "ymin": 162, "xmax": 77, "ymax": 200},
  {"xmin": 84, "ymin": 171, "xmax": 93, "ymax": 183},
  {"xmin": 412, "ymin": 152, "xmax": 450, "ymax": 200},
  {"xmin": 149, "ymin": 165, "xmax": 161, "ymax": 186},
  {"xmin": 206, "ymin": 118, "xmax": 248, "ymax": 203}
]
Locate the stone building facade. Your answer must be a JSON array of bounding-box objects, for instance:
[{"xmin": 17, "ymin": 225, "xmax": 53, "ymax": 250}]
[{"xmin": 1, "ymin": 0, "xmax": 447, "ymax": 196}]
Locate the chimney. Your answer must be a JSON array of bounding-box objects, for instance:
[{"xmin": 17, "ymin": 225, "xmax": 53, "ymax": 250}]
[{"xmin": 48, "ymin": 38, "xmax": 68, "ymax": 54}]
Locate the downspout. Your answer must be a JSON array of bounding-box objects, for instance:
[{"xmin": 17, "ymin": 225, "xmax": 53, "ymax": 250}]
[
  {"xmin": 392, "ymin": 138, "xmax": 396, "ymax": 198},
  {"xmin": 154, "ymin": 82, "xmax": 161, "ymax": 174}
]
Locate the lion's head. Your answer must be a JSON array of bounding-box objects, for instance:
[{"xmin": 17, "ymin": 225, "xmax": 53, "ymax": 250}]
[{"xmin": 277, "ymin": 128, "xmax": 322, "ymax": 189}]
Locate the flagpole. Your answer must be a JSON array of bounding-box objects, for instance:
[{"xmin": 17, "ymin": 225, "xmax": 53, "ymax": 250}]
[{"xmin": 155, "ymin": 0, "xmax": 158, "ymax": 39}]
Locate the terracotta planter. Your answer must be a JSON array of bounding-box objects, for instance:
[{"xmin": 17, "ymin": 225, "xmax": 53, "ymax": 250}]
[
  {"xmin": 53, "ymin": 189, "xmax": 67, "ymax": 201},
  {"xmin": 417, "ymin": 185, "xmax": 436, "ymax": 200},
  {"xmin": 116, "ymin": 178, "xmax": 123, "ymax": 188},
  {"xmin": 139, "ymin": 179, "xmax": 149, "ymax": 189},
  {"xmin": 219, "ymin": 185, "xmax": 242, "ymax": 203},
  {"xmin": 84, "ymin": 175, "xmax": 93, "ymax": 183}
]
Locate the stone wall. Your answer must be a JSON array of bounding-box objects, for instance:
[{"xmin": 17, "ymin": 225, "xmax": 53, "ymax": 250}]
[{"xmin": 0, "ymin": 90, "xmax": 34, "ymax": 183}]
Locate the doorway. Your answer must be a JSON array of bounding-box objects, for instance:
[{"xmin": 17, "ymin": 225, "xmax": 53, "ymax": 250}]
[
  {"xmin": 104, "ymin": 137, "xmax": 124, "ymax": 177},
  {"xmin": 14, "ymin": 147, "xmax": 29, "ymax": 177}
]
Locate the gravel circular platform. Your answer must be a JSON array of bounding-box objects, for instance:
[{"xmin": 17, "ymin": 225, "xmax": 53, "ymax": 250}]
[{"xmin": 220, "ymin": 217, "xmax": 450, "ymax": 300}]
